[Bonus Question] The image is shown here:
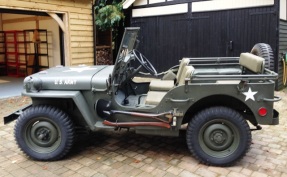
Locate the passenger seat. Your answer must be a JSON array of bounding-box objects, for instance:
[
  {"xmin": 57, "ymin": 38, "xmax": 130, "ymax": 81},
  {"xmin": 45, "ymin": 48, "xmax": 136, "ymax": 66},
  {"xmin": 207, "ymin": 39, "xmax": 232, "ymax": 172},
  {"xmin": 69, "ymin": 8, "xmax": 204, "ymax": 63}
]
[{"xmin": 149, "ymin": 58, "xmax": 190, "ymax": 91}]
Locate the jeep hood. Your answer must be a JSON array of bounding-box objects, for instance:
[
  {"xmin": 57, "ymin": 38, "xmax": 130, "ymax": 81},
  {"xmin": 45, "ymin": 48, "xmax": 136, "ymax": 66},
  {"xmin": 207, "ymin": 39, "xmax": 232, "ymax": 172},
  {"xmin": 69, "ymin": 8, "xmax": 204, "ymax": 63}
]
[
  {"xmin": 23, "ymin": 28, "xmax": 140, "ymax": 92},
  {"xmin": 23, "ymin": 65, "xmax": 114, "ymax": 91}
]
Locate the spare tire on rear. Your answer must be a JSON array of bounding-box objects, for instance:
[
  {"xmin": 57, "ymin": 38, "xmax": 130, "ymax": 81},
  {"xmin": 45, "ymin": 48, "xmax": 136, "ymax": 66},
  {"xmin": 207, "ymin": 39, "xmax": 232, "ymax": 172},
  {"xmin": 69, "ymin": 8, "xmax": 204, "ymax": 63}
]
[{"xmin": 251, "ymin": 43, "xmax": 274, "ymax": 71}]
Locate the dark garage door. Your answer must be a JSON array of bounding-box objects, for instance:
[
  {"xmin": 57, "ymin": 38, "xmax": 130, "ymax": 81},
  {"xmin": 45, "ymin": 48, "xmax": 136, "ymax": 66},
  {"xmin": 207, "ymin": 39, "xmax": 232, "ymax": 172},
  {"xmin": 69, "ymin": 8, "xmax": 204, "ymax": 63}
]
[{"xmin": 131, "ymin": 5, "xmax": 278, "ymax": 72}]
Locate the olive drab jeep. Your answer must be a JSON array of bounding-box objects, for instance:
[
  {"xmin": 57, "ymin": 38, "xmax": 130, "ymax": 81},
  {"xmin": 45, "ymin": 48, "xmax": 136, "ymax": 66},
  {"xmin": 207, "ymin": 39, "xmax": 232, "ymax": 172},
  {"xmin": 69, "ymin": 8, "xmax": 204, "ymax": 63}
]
[{"xmin": 4, "ymin": 27, "xmax": 280, "ymax": 166}]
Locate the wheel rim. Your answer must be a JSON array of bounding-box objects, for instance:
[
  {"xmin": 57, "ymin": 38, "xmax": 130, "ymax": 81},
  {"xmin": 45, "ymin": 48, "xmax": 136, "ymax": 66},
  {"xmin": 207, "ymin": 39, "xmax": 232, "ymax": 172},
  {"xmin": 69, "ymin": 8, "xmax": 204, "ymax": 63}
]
[
  {"xmin": 199, "ymin": 119, "xmax": 240, "ymax": 158},
  {"xmin": 24, "ymin": 117, "xmax": 61, "ymax": 153}
]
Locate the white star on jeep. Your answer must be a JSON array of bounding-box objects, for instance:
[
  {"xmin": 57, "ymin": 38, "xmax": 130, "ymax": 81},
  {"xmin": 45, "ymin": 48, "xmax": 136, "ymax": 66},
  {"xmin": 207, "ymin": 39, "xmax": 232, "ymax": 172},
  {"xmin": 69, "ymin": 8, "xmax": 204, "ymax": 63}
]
[
  {"xmin": 243, "ymin": 88, "xmax": 258, "ymax": 101},
  {"xmin": 63, "ymin": 67, "xmax": 97, "ymax": 73}
]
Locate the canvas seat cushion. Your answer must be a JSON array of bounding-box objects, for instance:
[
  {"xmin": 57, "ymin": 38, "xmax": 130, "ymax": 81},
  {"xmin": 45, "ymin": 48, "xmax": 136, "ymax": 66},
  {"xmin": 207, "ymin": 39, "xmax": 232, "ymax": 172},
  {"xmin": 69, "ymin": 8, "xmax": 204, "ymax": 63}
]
[
  {"xmin": 149, "ymin": 80, "xmax": 174, "ymax": 91},
  {"xmin": 177, "ymin": 65, "xmax": 195, "ymax": 85},
  {"xmin": 162, "ymin": 70, "xmax": 176, "ymax": 80},
  {"xmin": 176, "ymin": 58, "xmax": 190, "ymax": 82},
  {"xmin": 145, "ymin": 91, "xmax": 167, "ymax": 105},
  {"xmin": 239, "ymin": 53, "xmax": 264, "ymax": 73},
  {"xmin": 193, "ymin": 68, "xmax": 242, "ymax": 75}
]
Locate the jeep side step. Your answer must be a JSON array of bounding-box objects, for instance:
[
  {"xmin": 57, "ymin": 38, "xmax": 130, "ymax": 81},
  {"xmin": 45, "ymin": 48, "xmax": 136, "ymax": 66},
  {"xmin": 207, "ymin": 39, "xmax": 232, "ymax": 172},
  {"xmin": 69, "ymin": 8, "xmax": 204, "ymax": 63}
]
[{"xmin": 103, "ymin": 120, "xmax": 171, "ymax": 128}]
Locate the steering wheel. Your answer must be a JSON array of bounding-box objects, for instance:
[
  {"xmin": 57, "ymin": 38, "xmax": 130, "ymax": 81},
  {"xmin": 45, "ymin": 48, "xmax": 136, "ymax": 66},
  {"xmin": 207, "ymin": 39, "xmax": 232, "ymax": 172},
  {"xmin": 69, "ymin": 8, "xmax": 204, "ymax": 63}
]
[{"xmin": 132, "ymin": 49, "xmax": 157, "ymax": 76}]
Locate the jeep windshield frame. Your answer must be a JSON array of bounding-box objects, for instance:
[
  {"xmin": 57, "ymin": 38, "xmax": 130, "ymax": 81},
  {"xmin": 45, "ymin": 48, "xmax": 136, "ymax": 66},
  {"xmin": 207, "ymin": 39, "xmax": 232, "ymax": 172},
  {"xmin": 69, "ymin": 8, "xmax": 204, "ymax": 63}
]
[{"xmin": 111, "ymin": 27, "xmax": 140, "ymax": 86}]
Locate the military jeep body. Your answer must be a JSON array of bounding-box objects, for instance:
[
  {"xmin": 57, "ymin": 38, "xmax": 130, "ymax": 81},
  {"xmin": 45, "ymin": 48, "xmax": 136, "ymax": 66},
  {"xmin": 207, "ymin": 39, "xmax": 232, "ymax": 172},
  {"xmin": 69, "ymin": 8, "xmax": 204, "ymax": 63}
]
[{"xmin": 4, "ymin": 27, "xmax": 280, "ymax": 166}]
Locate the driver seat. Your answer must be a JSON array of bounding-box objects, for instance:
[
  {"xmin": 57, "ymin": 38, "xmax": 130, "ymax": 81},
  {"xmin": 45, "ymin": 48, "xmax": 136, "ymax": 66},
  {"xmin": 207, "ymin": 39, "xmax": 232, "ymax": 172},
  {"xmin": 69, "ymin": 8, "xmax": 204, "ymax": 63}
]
[
  {"xmin": 149, "ymin": 58, "xmax": 190, "ymax": 91},
  {"xmin": 145, "ymin": 65, "xmax": 194, "ymax": 105}
]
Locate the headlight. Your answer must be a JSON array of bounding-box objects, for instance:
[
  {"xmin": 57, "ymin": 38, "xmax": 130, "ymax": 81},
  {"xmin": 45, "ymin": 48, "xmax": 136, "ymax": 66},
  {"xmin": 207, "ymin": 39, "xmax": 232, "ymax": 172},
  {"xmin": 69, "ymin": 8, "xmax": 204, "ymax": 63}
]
[{"xmin": 24, "ymin": 76, "xmax": 42, "ymax": 92}]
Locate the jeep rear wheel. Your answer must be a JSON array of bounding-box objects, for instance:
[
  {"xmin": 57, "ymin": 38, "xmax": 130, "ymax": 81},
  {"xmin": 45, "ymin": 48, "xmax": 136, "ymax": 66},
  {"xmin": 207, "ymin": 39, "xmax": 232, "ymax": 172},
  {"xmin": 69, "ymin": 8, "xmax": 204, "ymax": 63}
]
[
  {"xmin": 186, "ymin": 106, "xmax": 251, "ymax": 166},
  {"xmin": 14, "ymin": 105, "xmax": 74, "ymax": 161}
]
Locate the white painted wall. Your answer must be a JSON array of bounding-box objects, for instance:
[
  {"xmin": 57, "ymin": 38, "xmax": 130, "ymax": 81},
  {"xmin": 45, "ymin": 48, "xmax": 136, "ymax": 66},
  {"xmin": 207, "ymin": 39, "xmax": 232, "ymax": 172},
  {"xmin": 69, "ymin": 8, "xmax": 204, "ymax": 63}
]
[
  {"xmin": 133, "ymin": 0, "xmax": 147, "ymax": 7},
  {"xmin": 131, "ymin": 0, "xmax": 275, "ymax": 17},
  {"xmin": 192, "ymin": 0, "xmax": 274, "ymax": 12},
  {"xmin": 132, "ymin": 3, "xmax": 188, "ymax": 17},
  {"xmin": 2, "ymin": 13, "xmax": 61, "ymax": 67},
  {"xmin": 280, "ymin": 0, "xmax": 287, "ymax": 20},
  {"xmin": 149, "ymin": 0, "xmax": 165, "ymax": 5}
]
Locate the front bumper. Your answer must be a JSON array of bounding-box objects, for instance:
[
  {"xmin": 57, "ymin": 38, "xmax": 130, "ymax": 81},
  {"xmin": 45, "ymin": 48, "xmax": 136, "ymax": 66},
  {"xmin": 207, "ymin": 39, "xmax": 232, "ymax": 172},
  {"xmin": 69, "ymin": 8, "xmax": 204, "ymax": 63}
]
[{"xmin": 3, "ymin": 104, "xmax": 32, "ymax": 124}]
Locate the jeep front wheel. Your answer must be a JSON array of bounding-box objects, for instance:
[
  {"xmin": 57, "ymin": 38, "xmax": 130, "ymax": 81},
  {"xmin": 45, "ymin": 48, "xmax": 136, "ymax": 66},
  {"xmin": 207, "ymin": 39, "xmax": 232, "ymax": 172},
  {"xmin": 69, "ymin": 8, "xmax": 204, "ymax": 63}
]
[
  {"xmin": 14, "ymin": 105, "xmax": 74, "ymax": 161},
  {"xmin": 186, "ymin": 106, "xmax": 251, "ymax": 166}
]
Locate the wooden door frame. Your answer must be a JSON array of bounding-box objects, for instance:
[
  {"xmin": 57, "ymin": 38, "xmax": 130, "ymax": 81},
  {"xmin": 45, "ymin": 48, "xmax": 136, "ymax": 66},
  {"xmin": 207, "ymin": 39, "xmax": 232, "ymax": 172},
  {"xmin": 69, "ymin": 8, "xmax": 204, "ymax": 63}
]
[{"xmin": 47, "ymin": 12, "xmax": 70, "ymax": 66}]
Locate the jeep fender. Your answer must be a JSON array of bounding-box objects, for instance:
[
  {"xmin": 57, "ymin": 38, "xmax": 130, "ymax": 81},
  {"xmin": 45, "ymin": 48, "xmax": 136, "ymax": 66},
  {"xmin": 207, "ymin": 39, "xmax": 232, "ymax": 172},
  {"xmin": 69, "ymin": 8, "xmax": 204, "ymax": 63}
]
[
  {"xmin": 182, "ymin": 94, "xmax": 257, "ymax": 126},
  {"xmin": 22, "ymin": 90, "xmax": 97, "ymax": 131}
]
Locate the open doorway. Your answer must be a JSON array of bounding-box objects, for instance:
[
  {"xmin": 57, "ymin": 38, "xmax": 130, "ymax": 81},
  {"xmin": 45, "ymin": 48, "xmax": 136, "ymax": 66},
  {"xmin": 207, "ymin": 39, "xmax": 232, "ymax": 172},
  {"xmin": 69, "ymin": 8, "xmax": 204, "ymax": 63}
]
[{"xmin": 0, "ymin": 8, "xmax": 64, "ymax": 98}]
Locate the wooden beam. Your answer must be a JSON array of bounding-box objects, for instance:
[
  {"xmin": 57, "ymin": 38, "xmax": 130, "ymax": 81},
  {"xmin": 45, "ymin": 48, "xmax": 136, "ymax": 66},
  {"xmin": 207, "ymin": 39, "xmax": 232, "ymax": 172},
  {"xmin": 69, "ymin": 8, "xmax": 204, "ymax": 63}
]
[
  {"xmin": 123, "ymin": 0, "xmax": 136, "ymax": 9},
  {"xmin": 2, "ymin": 16, "xmax": 51, "ymax": 24},
  {"xmin": 36, "ymin": 16, "xmax": 39, "ymax": 29},
  {"xmin": 47, "ymin": 12, "xmax": 66, "ymax": 33},
  {"xmin": 0, "ymin": 14, "xmax": 3, "ymax": 30},
  {"xmin": 62, "ymin": 13, "xmax": 70, "ymax": 66}
]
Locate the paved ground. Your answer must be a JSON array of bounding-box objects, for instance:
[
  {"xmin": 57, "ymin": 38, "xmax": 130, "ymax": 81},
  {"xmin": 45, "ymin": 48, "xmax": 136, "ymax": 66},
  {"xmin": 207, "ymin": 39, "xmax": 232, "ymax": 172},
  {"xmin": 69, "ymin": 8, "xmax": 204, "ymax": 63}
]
[
  {"xmin": 0, "ymin": 90, "xmax": 287, "ymax": 177},
  {"xmin": 0, "ymin": 76, "xmax": 24, "ymax": 98}
]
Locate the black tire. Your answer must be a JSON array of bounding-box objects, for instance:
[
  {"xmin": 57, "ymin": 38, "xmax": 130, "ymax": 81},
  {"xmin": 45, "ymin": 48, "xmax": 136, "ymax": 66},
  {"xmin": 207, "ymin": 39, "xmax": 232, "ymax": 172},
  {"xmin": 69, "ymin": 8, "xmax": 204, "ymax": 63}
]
[
  {"xmin": 186, "ymin": 106, "xmax": 251, "ymax": 166},
  {"xmin": 251, "ymin": 43, "xmax": 274, "ymax": 71},
  {"xmin": 14, "ymin": 105, "xmax": 75, "ymax": 161}
]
